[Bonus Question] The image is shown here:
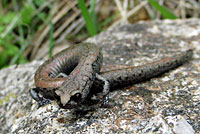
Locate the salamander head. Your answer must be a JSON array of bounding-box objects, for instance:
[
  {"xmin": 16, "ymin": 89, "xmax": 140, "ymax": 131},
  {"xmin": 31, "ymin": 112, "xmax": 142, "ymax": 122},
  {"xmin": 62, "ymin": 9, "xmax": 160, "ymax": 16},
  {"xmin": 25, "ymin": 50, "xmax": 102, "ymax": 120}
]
[{"xmin": 55, "ymin": 86, "xmax": 82, "ymax": 107}]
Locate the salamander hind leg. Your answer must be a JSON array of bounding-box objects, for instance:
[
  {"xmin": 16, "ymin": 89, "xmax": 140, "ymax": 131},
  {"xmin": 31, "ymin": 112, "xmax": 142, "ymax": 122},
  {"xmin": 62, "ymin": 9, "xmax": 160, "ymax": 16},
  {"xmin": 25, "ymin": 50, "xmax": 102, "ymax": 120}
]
[
  {"xmin": 95, "ymin": 74, "xmax": 110, "ymax": 107},
  {"xmin": 29, "ymin": 87, "xmax": 52, "ymax": 107}
]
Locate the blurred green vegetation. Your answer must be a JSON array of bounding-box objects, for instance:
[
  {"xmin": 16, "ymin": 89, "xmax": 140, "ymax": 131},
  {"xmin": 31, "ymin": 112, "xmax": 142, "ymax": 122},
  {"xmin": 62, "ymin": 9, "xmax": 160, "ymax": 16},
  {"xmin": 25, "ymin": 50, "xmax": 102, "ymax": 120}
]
[
  {"xmin": 0, "ymin": 0, "xmax": 192, "ymax": 69},
  {"xmin": 148, "ymin": 0, "xmax": 177, "ymax": 19},
  {"xmin": 0, "ymin": 0, "xmax": 49, "ymax": 68},
  {"xmin": 78, "ymin": 0, "xmax": 97, "ymax": 36}
]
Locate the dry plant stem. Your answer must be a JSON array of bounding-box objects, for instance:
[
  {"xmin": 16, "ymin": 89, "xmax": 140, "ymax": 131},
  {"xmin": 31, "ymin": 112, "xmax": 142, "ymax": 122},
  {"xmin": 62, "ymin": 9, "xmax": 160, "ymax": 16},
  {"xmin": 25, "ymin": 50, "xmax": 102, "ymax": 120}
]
[
  {"xmin": 54, "ymin": 9, "xmax": 81, "ymax": 38},
  {"xmin": 109, "ymin": 1, "xmax": 148, "ymax": 29},
  {"xmin": 30, "ymin": 1, "xmax": 58, "ymax": 59},
  {"xmin": 32, "ymin": 0, "xmax": 53, "ymax": 17},
  {"xmin": 164, "ymin": 0, "xmax": 200, "ymax": 18},
  {"xmin": 31, "ymin": 0, "xmax": 78, "ymax": 60},
  {"xmin": 114, "ymin": 0, "xmax": 128, "ymax": 25},
  {"xmin": 32, "ymin": 0, "xmax": 91, "ymax": 60},
  {"xmin": 57, "ymin": 17, "xmax": 85, "ymax": 43},
  {"xmin": 115, "ymin": 0, "xmax": 128, "ymax": 21},
  {"xmin": 144, "ymin": 4, "xmax": 154, "ymax": 18},
  {"xmin": 34, "ymin": 17, "xmax": 85, "ymax": 60}
]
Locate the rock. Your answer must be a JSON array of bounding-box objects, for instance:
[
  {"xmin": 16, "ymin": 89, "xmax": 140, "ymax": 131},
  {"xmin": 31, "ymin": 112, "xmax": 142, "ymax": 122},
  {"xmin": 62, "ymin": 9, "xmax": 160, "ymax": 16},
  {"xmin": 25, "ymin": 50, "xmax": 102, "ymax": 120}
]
[
  {"xmin": 1, "ymin": 19, "xmax": 199, "ymax": 133},
  {"xmin": 170, "ymin": 115, "xmax": 195, "ymax": 134}
]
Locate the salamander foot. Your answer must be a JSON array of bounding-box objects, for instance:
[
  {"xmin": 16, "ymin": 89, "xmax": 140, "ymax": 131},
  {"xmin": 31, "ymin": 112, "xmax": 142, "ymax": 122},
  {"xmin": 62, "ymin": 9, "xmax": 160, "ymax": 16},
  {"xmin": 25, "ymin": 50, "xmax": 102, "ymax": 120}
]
[
  {"xmin": 95, "ymin": 74, "xmax": 110, "ymax": 107},
  {"xmin": 29, "ymin": 87, "xmax": 51, "ymax": 107}
]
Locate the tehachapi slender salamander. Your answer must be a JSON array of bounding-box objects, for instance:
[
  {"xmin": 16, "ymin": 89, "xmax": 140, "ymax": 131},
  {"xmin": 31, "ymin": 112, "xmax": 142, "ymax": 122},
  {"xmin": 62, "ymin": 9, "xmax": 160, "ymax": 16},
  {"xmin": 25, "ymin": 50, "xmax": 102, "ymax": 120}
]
[{"xmin": 30, "ymin": 43, "xmax": 193, "ymax": 109}]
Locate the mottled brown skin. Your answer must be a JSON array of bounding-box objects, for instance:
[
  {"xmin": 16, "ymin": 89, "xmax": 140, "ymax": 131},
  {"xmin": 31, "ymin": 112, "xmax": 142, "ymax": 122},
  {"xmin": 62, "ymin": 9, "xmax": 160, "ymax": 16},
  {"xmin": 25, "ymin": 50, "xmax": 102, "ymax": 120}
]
[
  {"xmin": 30, "ymin": 42, "xmax": 193, "ymax": 109},
  {"xmin": 93, "ymin": 50, "xmax": 193, "ymax": 91}
]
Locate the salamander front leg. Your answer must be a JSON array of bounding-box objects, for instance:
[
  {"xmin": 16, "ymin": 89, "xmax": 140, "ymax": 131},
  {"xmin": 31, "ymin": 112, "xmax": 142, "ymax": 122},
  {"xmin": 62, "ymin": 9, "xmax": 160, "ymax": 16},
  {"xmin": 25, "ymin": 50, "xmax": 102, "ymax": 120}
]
[
  {"xmin": 29, "ymin": 87, "xmax": 51, "ymax": 107},
  {"xmin": 95, "ymin": 74, "xmax": 110, "ymax": 107}
]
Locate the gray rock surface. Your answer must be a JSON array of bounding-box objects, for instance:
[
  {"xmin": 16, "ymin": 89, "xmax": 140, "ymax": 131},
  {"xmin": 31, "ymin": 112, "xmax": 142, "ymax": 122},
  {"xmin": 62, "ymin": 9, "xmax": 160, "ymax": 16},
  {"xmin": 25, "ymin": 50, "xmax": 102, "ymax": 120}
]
[{"xmin": 0, "ymin": 19, "xmax": 200, "ymax": 134}]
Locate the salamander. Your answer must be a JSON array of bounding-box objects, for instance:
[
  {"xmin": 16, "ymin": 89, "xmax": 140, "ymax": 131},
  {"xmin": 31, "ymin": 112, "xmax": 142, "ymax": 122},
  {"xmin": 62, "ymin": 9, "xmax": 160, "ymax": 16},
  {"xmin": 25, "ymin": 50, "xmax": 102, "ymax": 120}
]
[{"xmin": 30, "ymin": 42, "xmax": 193, "ymax": 109}]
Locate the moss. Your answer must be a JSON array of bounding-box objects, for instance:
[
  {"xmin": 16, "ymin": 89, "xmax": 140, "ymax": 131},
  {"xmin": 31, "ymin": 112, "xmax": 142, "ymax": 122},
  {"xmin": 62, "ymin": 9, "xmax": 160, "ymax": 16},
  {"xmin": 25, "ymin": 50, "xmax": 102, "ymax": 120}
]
[{"xmin": 0, "ymin": 92, "xmax": 16, "ymax": 107}]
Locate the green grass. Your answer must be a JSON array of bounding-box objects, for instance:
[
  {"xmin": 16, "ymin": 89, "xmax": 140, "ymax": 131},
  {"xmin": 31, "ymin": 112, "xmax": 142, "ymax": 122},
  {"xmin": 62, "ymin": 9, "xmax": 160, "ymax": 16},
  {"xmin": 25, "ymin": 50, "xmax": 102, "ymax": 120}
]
[
  {"xmin": 0, "ymin": 0, "xmax": 51, "ymax": 69},
  {"xmin": 78, "ymin": 0, "xmax": 97, "ymax": 36},
  {"xmin": 148, "ymin": 0, "xmax": 177, "ymax": 19}
]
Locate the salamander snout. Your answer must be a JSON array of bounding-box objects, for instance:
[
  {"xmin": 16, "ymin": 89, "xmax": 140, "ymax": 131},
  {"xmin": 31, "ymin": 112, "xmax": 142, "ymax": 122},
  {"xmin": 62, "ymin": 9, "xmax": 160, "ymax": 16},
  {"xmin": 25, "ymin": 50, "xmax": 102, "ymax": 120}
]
[{"xmin": 55, "ymin": 89, "xmax": 82, "ymax": 107}]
